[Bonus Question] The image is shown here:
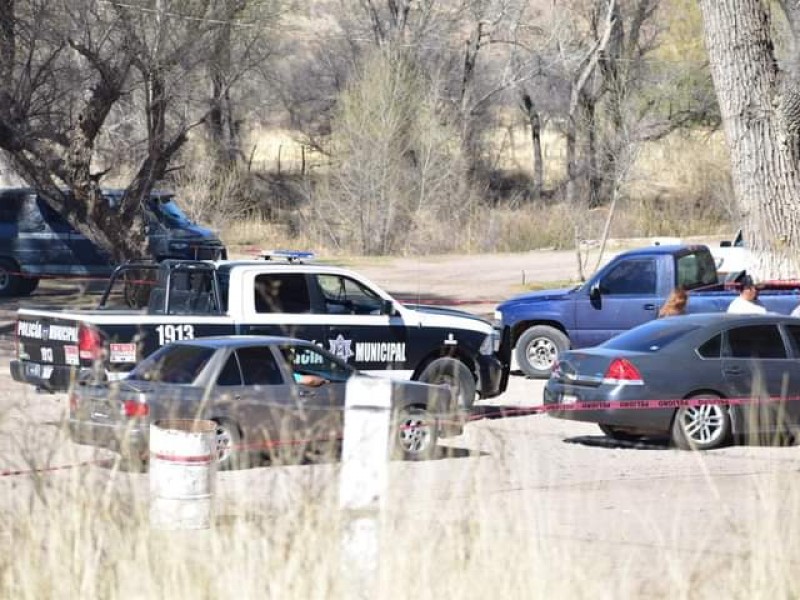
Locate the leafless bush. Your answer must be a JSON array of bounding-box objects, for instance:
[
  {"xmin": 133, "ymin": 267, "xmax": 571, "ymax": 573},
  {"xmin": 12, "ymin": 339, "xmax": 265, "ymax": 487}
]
[
  {"xmin": 309, "ymin": 49, "xmax": 473, "ymax": 256},
  {"xmin": 169, "ymin": 153, "xmax": 261, "ymax": 232}
]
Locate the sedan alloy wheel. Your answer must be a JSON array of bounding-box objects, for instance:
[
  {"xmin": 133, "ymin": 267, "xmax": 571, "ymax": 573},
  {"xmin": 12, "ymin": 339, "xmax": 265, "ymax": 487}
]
[
  {"xmin": 671, "ymin": 397, "xmax": 731, "ymax": 450},
  {"xmin": 393, "ymin": 406, "xmax": 438, "ymax": 461},
  {"xmin": 214, "ymin": 420, "xmax": 248, "ymax": 470}
]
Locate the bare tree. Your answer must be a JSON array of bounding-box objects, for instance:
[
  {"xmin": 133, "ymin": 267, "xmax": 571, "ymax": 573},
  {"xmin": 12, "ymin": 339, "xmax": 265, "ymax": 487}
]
[
  {"xmin": 0, "ymin": 0, "xmax": 279, "ymax": 262},
  {"xmin": 697, "ymin": 0, "xmax": 800, "ymax": 278},
  {"xmin": 316, "ymin": 49, "xmax": 469, "ymax": 255}
]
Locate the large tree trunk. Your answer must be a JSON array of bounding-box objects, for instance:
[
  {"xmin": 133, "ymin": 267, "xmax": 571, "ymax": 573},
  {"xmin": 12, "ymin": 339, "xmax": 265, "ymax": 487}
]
[
  {"xmin": 698, "ymin": 0, "xmax": 800, "ymax": 279},
  {"xmin": 521, "ymin": 93, "xmax": 543, "ymax": 200}
]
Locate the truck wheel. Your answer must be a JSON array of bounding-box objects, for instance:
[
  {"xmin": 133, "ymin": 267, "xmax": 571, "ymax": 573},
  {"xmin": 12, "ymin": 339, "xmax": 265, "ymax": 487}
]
[
  {"xmin": 418, "ymin": 357, "xmax": 476, "ymax": 411},
  {"xmin": 515, "ymin": 325, "xmax": 569, "ymax": 379},
  {"xmin": 0, "ymin": 259, "xmax": 21, "ymax": 297}
]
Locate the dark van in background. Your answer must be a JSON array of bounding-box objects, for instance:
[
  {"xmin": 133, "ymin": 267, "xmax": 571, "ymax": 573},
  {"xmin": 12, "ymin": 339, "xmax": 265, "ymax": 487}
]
[{"xmin": 0, "ymin": 188, "xmax": 226, "ymax": 296}]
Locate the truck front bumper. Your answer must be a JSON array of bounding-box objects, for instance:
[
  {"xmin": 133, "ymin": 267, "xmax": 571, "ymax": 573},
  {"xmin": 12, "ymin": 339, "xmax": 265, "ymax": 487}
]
[
  {"xmin": 477, "ymin": 325, "xmax": 511, "ymax": 399},
  {"xmin": 477, "ymin": 354, "xmax": 509, "ymax": 399}
]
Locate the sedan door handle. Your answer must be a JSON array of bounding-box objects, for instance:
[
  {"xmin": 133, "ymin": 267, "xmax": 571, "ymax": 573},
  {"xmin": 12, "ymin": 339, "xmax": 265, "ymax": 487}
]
[
  {"xmin": 723, "ymin": 366, "xmax": 743, "ymax": 376},
  {"xmin": 643, "ymin": 303, "xmax": 656, "ymax": 311}
]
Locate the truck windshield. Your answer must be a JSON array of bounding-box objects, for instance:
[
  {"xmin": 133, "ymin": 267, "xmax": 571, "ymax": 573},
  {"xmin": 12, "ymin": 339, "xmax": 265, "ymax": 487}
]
[{"xmin": 150, "ymin": 197, "xmax": 192, "ymax": 227}]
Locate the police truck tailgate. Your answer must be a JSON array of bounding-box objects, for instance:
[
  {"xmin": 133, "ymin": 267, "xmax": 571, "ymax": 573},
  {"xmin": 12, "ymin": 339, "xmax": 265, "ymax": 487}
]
[
  {"xmin": 13, "ymin": 310, "xmax": 86, "ymax": 390},
  {"xmin": 11, "ymin": 307, "xmax": 237, "ymax": 391}
]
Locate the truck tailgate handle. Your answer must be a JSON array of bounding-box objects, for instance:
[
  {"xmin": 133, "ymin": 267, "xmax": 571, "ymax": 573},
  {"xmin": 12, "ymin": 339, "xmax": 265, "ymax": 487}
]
[{"xmin": 643, "ymin": 303, "xmax": 656, "ymax": 310}]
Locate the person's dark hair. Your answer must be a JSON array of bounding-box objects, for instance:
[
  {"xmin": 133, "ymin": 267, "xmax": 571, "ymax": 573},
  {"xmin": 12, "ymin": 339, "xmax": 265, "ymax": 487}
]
[{"xmin": 735, "ymin": 273, "xmax": 756, "ymax": 289}]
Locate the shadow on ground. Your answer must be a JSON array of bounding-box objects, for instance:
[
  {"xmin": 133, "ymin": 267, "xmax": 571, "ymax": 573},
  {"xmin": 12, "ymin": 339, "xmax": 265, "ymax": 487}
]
[
  {"xmin": 564, "ymin": 435, "xmax": 671, "ymax": 451},
  {"xmin": 468, "ymin": 405, "xmax": 542, "ymax": 421}
]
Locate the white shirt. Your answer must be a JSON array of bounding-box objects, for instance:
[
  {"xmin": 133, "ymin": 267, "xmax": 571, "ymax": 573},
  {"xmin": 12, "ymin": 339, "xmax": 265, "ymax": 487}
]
[{"xmin": 727, "ymin": 296, "xmax": 767, "ymax": 314}]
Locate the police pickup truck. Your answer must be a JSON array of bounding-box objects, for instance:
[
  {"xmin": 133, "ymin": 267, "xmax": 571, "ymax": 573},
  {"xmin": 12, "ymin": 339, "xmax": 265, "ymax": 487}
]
[{"xmin": 11, "ymin": 253, "xmax": 510, "ymax": 408}]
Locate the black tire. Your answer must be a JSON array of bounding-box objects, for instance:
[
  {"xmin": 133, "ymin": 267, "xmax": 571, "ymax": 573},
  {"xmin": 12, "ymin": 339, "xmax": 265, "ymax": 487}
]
[
  {"xmin": 0, "ymin": 259, "xmax": 22, "ymax": 297},
  {"xmin": 392, "ymin": 406, "xmax": 439, "ymax": 461},
  {"xmin": 18, "ymin": 277, "xmax": 39, "ymax": 296},
  {"xmin": 418, "ymin": 357, "xmax": 476, "ymax": 410},
  {"xmin": 214, "ymin": 419, "xmax": 249, "ymax": 470},
  {"xmin": 515, "ymin": 325, "xmax": 570, "ymax": 379},
  {"xmin": 671, "ymin": 395, "xmax": 731, "ymax": 450},
  {"xmin": 599, "ymin": 424, "xmax": 644, "ymax": 442}
]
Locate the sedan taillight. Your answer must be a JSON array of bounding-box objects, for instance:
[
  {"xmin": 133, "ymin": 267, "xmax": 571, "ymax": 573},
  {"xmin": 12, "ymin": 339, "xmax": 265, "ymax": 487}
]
[
  {"xmin": 122, "ymin": 400, "xmax": 149, "ymax": 418},
  {"xmin": 603, "ymin": 358, "xmax": 644, "ymax": 384}
]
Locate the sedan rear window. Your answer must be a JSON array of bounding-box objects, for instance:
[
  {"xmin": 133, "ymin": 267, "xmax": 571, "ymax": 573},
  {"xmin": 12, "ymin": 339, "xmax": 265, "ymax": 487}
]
[
  {"xmin": 128, "ymin": 345, "xmax": 215, "ymax": 384},
  {"xmin": 602, "ymin": 320, "xmax": 701, "ymax": 353}
]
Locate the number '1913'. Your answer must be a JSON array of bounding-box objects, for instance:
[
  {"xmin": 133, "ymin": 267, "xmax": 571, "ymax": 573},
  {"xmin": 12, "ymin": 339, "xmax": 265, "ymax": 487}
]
[{"xmin": 155, "ymin": 324, "xmax": 195, "ymax": 346}]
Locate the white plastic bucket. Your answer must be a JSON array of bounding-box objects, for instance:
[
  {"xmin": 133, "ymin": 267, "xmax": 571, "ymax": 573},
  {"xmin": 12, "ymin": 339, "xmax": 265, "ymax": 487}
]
[{"xmin": 149, "ymin": 419, "xmax": 217, "ymax": 530}]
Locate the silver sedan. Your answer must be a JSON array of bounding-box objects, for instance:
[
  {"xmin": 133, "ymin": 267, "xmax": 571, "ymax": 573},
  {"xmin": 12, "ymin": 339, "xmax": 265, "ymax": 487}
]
[{"xmin": 69, "ymin": 335, "xmax": 460, "ymax": 468}]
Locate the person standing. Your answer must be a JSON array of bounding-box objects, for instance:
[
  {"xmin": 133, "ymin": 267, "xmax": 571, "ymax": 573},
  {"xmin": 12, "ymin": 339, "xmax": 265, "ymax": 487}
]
[{"xmin": 727, "ymin": 276, "xmax": 767, "ymax": 314}]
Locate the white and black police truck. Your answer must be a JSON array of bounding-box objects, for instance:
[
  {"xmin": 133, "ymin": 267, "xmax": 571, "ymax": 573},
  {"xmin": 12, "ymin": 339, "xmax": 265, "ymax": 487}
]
[{"xmin": 11, "ymin": 252, "xmax": 510, "ymax": 408}]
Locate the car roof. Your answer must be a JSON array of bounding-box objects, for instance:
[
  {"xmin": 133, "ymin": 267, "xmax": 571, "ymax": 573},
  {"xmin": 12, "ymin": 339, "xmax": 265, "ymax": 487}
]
[
  {"xmin": 615, "ymin": 244, "xmax": 710, "ymax": 259},
  {"xmin": 167, "ymin": 259, "xmax": 357, "ymax": 275},
  {"xmin": 669, "ymin": 313, "xmax": 800, "ymax": 327},
  {"xmin": 0, "ymin": 187, "xmax": 172, "ymax": 198},
  {"xmin": 166, "ymin": 335, "xmax": 312, "ymax": 349}
]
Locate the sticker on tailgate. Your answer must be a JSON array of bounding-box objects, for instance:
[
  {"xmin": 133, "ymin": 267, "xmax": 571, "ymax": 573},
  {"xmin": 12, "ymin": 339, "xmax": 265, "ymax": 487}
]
[
  {"xmin": 110, "ymin": 343, "xmax": 137, "ymax": 364},
  {"xmin": 64, "ymin": 345, "xmax": 79, "ymax": 366}
]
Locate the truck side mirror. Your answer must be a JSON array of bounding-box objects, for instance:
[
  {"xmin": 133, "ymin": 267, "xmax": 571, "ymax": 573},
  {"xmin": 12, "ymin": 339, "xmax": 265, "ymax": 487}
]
[
  {"xmin": 590, "ymin": 283, "xmax": 601, "ymax": 302},
  {"xmin": 381, "ymin": 299, "xmax": 395, "ymax": 316}
]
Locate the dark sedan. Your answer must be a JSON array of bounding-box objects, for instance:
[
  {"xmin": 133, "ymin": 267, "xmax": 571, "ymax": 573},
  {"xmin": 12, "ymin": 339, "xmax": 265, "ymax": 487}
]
[
  {"xmin": 69, "ymin": 336, "xmax": 460, "ymax": 468},
  {"xmin": 544, "ymin": 313, "xmax": 800, "ymax": 450}
]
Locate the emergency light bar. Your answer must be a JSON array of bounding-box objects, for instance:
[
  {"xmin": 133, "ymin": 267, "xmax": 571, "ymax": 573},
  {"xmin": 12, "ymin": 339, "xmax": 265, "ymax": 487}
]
[{"xmin": 258, "ymin": 250, "xmax": 316, "ymax": 264}]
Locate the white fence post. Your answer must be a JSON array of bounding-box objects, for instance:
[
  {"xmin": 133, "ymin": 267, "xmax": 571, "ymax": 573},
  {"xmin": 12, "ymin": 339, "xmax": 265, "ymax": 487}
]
[{"xmin": 338, "ymin": 375, "xmax": 393, "ymax": 599}]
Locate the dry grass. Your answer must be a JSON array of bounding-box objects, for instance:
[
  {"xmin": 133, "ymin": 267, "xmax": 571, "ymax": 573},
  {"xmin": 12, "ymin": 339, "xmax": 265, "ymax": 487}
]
[
  {"xmin": 2, "ymin": 368, "xmax": 800, "ymax": 598},
  {"xmin": 219, "ymin": 125, "xmax": 733, "ymax": 256},
  {"xmin": 221, "ymin": 191, "xmax": 731, "ymax": 257},
  {"xmin": 3, "ymin": 418, "xmax": 800, "ymax": 599}
]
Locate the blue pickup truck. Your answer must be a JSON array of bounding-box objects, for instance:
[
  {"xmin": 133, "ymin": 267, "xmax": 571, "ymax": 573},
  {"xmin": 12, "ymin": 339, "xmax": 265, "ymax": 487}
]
[{"xmin": 494, "ymin": 244, "xmax": 800, "ymax": 378}]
